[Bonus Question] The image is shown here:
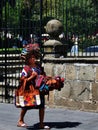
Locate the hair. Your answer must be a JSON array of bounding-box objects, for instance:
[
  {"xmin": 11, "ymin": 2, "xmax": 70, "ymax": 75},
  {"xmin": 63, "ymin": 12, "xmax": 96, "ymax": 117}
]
[{"xmin": 25, "ymin": 49, "xmax": 42, "ymax": 64}]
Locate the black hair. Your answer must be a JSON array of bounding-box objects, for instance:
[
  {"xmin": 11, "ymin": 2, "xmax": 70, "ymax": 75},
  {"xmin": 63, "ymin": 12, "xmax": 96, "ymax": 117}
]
[{"xmin": 25, "ymin": 50, "xmax": 42, "ymax": 64}]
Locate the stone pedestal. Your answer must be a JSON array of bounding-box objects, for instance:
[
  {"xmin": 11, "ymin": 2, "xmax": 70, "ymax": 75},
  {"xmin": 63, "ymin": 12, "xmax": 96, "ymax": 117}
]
[
  {"xmin": 43, "ymin": 19, "xmax": 67, "ymax": 58},
  {"xmin": 44, "ymin": 39, "xmax": 62, "ymax": 58}
]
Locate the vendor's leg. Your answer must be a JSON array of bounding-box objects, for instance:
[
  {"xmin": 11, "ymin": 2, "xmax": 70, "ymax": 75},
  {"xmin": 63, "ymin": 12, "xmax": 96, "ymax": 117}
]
[
  {"xmin": 39, "ymin": 107, "xmax": 45, "ymax": 128},
  {"xmin": 17, "ymin": 108, "xmax": 27, "ymax": 126},
  {"xmin": 39, "ymin": 94, "xmax": 45, "ymax": 128}
]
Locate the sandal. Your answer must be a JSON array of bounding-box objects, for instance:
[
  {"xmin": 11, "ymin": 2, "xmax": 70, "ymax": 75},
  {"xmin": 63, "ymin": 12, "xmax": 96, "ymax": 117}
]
[{"xmin": 17, "ymin": 122, "xmax": 27, "ymax": 128}]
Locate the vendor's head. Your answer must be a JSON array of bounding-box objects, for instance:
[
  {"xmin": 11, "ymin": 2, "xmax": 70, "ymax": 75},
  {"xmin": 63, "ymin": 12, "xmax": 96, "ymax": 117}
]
[
  {"xmin": 20, "ymin": 43, "xmax": 40, "ymax": 60},
  {"xmin": 25, "ymin": 49, "xmax": 42, "ymax": 66}
]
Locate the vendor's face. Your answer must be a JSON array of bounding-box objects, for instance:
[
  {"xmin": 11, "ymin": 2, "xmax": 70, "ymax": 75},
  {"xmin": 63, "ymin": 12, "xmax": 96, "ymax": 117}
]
[{"xmin": 29, "ymin": 55, "xmax": 36, "ymax": 65}]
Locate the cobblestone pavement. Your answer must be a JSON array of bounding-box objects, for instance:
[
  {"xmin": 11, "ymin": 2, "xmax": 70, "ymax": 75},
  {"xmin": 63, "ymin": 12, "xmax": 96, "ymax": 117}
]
[{"xmin": 0, "ymin": 103, "xmax": 98, "ymax": 130}]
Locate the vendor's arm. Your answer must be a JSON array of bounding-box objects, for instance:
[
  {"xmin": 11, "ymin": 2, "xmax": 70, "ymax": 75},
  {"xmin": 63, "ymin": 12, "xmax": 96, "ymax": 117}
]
[
  {"xmin": 20, "ymin": 71, "xmax": 37, "ymax": 82},
  {"xmin": 26, "ymin": 71, "xmax": 37, "ymax": 81}
]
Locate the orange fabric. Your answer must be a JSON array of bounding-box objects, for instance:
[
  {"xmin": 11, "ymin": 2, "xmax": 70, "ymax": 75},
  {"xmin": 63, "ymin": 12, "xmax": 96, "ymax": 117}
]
[{"xmin": 15, "ymin": 78, "xmax": 40, "ymax": 108}]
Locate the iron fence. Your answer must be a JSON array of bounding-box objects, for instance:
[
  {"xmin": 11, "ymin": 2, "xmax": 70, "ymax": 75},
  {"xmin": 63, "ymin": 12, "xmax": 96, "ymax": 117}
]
[{"xmin": 0, "ymin": 0, "xmax": 98, "ymax": 103}]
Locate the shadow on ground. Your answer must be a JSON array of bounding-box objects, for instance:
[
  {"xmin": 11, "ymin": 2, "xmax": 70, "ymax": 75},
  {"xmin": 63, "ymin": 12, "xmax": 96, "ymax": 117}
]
[{"xmin": 27, "ymin": 121, "xmax": 82, "ymax": 129}]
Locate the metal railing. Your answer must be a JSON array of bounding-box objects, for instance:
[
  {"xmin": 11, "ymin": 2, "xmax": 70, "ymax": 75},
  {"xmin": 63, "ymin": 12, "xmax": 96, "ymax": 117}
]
[{"xmin": 0, "ymin": 0, "xmax": 97, "ymax": 57}]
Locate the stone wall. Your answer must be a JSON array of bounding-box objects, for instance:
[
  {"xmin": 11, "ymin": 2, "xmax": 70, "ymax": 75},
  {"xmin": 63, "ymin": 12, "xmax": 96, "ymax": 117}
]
[{"xmin": 43, "ymin": 58, "xmax": 98, "ymax": 112}]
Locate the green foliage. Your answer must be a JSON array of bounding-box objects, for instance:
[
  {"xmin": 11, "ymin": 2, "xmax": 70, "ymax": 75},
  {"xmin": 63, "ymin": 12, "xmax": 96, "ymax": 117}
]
[
  {"xmin": 1, "ymin": 0, "xmax": 98, "ymax": 47},
  {"xmin": 42, "ymin": 0, "xmax": 97, "ymax": 36}
]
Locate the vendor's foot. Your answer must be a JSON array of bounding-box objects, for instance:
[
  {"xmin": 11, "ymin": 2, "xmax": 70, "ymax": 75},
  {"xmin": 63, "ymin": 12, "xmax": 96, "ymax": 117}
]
[{"xmin": 17, "ymin": 121, "xmax": 27, "ymax": 128}]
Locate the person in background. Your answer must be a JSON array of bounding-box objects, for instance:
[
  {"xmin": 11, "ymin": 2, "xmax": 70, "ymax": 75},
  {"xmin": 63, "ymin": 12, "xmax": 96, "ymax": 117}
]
[
  {"xmin": 22, "ymin": 39, "xmax": 28, "ymax": 48},
  {"xmin": 71, "ymin": 37, "xmax": 78, "ymax": 56}
]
